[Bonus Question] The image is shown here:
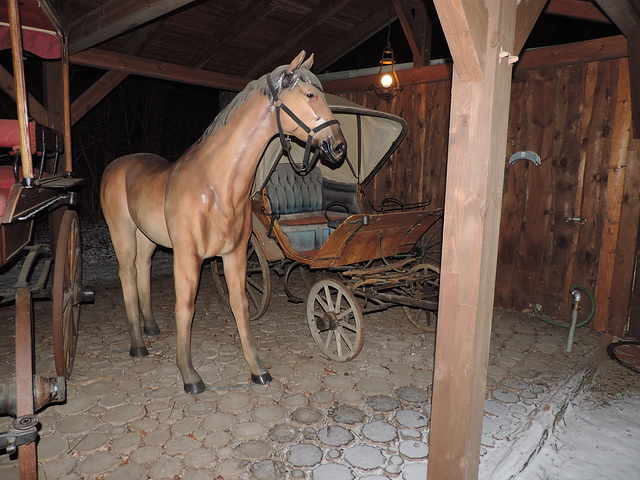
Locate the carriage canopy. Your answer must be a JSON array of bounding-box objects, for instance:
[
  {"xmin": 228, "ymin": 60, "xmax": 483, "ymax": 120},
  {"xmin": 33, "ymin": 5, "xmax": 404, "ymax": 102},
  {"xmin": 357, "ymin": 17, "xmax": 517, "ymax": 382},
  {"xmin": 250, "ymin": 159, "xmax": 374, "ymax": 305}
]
[{"xmin": 0, "ymin": 0, "xmax": 62, "ymax": 59}]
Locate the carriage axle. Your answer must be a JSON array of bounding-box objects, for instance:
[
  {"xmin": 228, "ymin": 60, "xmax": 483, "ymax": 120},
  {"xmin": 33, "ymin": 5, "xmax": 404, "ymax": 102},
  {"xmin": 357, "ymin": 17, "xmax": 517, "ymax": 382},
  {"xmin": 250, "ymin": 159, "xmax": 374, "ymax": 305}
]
[{"xmin": 0, "ymin": 375, "xmax": 66, "ymax": 416}]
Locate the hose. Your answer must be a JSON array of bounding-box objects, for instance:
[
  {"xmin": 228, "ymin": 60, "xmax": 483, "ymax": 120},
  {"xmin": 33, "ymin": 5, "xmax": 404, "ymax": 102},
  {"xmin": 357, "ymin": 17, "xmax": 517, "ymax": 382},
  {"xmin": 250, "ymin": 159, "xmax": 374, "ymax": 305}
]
[{"xmin": 532, "ymin": 285, "xmax": 595, "ymax": 328}]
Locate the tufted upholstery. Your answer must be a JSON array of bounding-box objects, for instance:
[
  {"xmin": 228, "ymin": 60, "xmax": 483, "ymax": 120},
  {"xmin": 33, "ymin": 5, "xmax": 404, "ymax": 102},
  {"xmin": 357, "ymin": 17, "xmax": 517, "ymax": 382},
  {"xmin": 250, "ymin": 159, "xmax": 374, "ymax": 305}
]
[
  {"xmin": 265, "ymin": 164, "xmax": 323, "ymax": 215},
  {"xmin": 265, "ymin": 164, "xmax": 327, "ymax": 252}
]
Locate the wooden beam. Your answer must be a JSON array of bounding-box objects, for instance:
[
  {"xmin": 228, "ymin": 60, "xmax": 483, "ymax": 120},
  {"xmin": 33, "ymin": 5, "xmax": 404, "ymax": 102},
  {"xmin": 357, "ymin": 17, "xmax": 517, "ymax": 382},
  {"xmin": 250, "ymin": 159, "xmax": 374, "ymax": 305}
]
[
  {"xmin": 322, "ymin": 35, "xmax": 627, "ymax": 94},
  {"xmin": 68, "ymin": 0, "xmax": 197, "ymax": 55},
  {"xmin": 593, "ymin": 0, "xmax": 640, "ymax": 138},
  {"xmin": 592, "ymin": 0, "xmax": 640, "ymax": 35},
  {"xmin": 545, "ymin": 0, "xmax": 611, "ymax": 24},
  {"xmin": 514, "ymin": 0, "xmax": 548, "ymax": 55},
  {"xmin": 392, "ymin": 0, "xmax": 431, "ymax": 67},
  {"xmin": 70, "ymin": 21, "xmax": 165, "ymax": 125},
  {"xmin": 594, "ymin": 58, "xmax": 633, "ymax": 330},
  {"xmin": 246, "ymin": 0, "xmax": 353, "ymax": 78},
  {"xmin": 322, "ymin": 62, "xmax": 453, "ymax": 94},
  {"xmin": 0, "ymin": 65, "xmax": 48, "ymax": 125},
  {"xmin": 428, "ymin": 0, "xmax": 516, "ymax": 478},
  {"xmin": 518, "ymin": 34, "xmax": 628, "ymax": 69},
  {"xmin": 71, "ymin": 70, "xmax": 129, "ymax": 125},
  {"xmin": 432, "ymin": 0, "xmax": 488, "ymax": 82},
  {"xmin": 70, "ymin": 49, "xmax": 250, "ymax": 91},
  {"xmin": 629, "ymin": 30, "xmax": 640, "ymax": 137}
]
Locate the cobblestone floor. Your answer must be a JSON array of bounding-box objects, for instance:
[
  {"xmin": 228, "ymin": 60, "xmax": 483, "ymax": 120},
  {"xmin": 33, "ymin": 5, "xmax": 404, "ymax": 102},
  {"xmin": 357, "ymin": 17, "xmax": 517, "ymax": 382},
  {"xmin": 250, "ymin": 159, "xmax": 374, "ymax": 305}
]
[{"xmin": 0, "ymin": 263, "xmax": 638, "ymax": 479}]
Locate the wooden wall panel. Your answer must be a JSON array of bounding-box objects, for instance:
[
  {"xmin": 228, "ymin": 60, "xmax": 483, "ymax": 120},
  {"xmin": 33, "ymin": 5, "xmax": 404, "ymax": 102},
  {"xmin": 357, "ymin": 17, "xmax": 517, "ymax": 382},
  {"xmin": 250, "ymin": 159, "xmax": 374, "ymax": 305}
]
[{"xmin": 342, "ymin": 56, "xmax": 640, "ymax": 336}]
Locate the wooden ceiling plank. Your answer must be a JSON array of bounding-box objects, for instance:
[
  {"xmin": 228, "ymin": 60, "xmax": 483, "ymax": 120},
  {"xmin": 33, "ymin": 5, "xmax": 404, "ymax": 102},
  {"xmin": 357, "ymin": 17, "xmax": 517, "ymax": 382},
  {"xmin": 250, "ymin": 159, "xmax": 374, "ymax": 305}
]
[
  {"xmin": 514, "ymin": 0, "xmax": 548, "ymax": 55},
  {"xmin": 70, "ymin": 48, "xmax": 251, "ymax": 91},
  {"xmin": 545, "ymin": 0, "xmax": 611, "ymax": 23},
  {"xmin": 592, "ymin": 0, "xmax": 640, "ymax": 34},
  {"xmin": 191, "ymin": 0, "xmax": 274, "ymax": 70},
  {"xmin": 432, "ymin": 0, "xmax": 488, "ymax": 82},
  {"xmin": 392, "ymin": 0, "xmax": 429, "ymax": 67},
  {"xmin": 246, "ymin": 0, "xmax": 354, "ymax": 78},
  {"xmin": 68, "ymin": 0, "xmax": 198, "ymax": 55},
  {"xmin": 315, "ymin": 9, "xmax": 391, "ymax": 73}
]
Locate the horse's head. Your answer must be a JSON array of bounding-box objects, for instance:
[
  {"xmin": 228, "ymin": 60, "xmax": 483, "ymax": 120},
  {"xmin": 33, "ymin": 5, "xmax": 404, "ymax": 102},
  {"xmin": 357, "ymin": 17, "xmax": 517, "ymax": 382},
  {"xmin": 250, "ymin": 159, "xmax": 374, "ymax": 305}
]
[{"xmin": 267, "ymin": 51, "xmax": 346, "ymax": 165}]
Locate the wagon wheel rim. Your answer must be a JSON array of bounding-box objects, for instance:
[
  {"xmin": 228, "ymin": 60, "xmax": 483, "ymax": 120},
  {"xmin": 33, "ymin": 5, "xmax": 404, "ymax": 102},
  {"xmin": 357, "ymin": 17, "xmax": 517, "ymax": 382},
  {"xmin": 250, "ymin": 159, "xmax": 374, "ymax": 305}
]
[
  {"xmin": 307, "ymin": 279, "xmax": 364, "ymax": 361},
  {"xmin": 402, "ymin": 262, "xmax": 440, "ymax": 333},
  {"xmin": 607, "ymin": 341, "xmax": 640, "ymax": 374},
  {"xmin": 53, "ymin": 210, "xmax": 82, "ymax": 378},
  {"xmin": 211, "ymin": 233, "xmax": 271, "ymax": 321}
]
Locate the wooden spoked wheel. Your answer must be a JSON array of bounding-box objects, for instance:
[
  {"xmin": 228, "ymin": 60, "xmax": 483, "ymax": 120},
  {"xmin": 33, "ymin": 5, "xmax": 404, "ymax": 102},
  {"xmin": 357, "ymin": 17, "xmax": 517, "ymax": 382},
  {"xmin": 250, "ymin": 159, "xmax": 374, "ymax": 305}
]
[
  {"xmin": 53, "ymin": 210, "xmax": 82, "ymax": 378},
  {"xmin": 212, "ymin": 233, "xmax": 271, "ymax": 321},
  {"xmin": 607, "ymin": 341, "xmax": 640, "ymax": 374},
  {"xmin": 307, "ymin": 279, "xmax": 364, "ymax": 361},
  {"xmin": 402, "ymin": 262, "xmax": 440, "ymax": 333}
]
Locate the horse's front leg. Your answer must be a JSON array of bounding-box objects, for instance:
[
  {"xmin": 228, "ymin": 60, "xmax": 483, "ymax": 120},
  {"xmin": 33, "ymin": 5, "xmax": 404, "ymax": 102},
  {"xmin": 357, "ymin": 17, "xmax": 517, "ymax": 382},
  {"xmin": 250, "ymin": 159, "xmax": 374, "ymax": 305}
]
[
  {"xmin": 223, "ymin": 248, "xmax": 272, "ymax": 385},
  {"xmin": 173, "ymin": 252, "xmax": 205, "ymax": 394}
]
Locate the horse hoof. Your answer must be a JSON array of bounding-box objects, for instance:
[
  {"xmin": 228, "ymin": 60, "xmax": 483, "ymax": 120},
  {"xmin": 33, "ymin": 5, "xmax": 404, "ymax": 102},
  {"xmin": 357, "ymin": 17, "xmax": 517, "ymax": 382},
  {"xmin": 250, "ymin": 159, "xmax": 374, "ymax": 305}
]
[
  {"xmin": 184, "ymin": 381, "xmax": 206, "ymax": 394},
  {"xmin": 129, "ymin": 346, "xmax": 148, "ymax": 358},
  {"xmin": 144, "ymin": 325, "xmax": 161, "ymax": 336},
  {"xmin": 251, "ymin": 372, "xmax": 273, "ymax": 385}
]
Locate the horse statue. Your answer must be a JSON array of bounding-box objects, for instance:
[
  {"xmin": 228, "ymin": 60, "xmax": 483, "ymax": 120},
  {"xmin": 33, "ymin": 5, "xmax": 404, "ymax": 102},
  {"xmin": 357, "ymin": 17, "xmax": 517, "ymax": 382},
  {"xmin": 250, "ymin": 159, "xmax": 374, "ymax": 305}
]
[{"xmin": 100, "ymin": 51, "xmax": 346, "ymax": 394}]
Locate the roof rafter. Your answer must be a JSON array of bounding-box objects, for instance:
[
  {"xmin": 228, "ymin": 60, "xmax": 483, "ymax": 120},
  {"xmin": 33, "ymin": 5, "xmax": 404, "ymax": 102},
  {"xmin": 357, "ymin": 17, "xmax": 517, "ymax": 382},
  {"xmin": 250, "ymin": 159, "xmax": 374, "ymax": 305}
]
[
  {"xmin": 71, "ymin": 48, "xmax": 250, "ymax": 91},
  {"xmin": 392, "ymin": 0, "xmax": 431, "ymax": 67},
  {"xmin": 246, "ymin": 0, "xmax": 353, "ymax": 78}
]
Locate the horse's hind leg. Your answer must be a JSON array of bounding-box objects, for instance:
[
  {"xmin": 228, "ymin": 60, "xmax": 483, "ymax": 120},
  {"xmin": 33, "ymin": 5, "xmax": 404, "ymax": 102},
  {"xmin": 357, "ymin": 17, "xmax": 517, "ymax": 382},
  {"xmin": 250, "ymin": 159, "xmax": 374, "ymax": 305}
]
[
  {"xmin": 223, "ymin": 249, "xmax": 271, "ymax": 385},
  {"xmin": 109, "ymin": 225, "xmax": 148, "ymax": 357},
  {"xmin": 135, "ymin": 230, "xmax": 160, "ymax": 335}
]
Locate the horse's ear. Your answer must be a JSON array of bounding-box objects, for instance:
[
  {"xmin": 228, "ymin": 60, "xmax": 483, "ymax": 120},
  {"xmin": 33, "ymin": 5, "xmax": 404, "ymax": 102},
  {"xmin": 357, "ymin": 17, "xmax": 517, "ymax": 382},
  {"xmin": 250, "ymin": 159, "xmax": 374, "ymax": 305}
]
[
  {"xmin": 287, "ymin": 50, "xmax": 307, "ymax": 74},
  {"xmin": 301, "ymin": 53, "xmax": 314, "ymax": 70}
]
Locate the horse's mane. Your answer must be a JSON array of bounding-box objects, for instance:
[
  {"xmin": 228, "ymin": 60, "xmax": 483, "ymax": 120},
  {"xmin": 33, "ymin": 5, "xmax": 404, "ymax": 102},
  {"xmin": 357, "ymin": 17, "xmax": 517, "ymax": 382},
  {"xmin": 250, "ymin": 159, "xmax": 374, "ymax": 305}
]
[{"xmin": 193, "ymin": 65, "xmax": 323, "ymax": 145}]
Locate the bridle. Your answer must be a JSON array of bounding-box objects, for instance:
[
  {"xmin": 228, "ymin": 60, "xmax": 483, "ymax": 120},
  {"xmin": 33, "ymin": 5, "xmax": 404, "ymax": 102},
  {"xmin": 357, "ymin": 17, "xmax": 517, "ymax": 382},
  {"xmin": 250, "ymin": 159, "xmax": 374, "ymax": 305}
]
[{"xmin": 267, "ymin": 73, "xmax": 340, "ymax": 176}]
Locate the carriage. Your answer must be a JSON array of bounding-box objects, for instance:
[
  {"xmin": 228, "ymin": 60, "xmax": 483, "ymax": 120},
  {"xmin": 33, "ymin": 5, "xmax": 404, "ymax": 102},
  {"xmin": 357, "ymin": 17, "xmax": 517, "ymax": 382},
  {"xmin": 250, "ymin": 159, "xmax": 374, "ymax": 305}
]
[
  {"xmin": 211, "ymin": 94, "xmax": 444, "ymax": 362},
  {"xmin": 0, "ymin": 1, "xmax": 92, "ymax": 477}
]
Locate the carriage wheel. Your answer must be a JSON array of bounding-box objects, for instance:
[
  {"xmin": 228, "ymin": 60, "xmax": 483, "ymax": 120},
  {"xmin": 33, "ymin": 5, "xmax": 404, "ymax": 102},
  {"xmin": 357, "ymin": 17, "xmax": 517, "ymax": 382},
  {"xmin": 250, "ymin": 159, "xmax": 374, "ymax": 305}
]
[
  {"xmin": 212, "ymin": 233, "xmax": 271, "ymax": 321},
  {"xmin": 53, "ymin": 210, "xmax": 82, "ymax": 378},
  {"xmin": 307, "ymin": 279, "xmax": 364, "ymax": 362},
  {"xmin": 607, "ymin": 341, "xmax": 640, "ymax": 374},
  {"xmin": 402, "ymin": 262, "xmax": 440, "ymax": 333}
]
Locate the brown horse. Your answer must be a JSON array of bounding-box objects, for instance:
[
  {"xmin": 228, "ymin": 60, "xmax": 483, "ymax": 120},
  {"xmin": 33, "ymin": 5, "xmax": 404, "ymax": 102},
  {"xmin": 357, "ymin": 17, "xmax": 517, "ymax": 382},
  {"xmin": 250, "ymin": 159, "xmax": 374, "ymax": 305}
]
[{"xmin": 100, "ymin": 52, "xmax": 346, "ymax": 394}]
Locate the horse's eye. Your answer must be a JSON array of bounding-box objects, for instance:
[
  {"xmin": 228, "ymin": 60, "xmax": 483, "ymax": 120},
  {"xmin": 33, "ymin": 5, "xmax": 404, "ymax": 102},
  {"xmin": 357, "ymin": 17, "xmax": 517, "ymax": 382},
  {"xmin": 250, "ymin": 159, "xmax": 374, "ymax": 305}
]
[{"xmin": 306, "ymin": 92, "xmax": 315, "ymax": 99}]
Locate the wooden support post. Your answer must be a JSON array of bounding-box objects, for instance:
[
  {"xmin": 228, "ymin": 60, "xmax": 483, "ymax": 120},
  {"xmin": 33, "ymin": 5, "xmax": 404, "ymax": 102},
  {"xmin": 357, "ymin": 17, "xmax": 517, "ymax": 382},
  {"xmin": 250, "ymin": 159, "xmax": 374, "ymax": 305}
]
[
  {"xmin": 7, "ymin": 0, "xmax": 33, "ymax": 181},
  {"xmin": 427, "ymin": 0, "xmax": 516, "ymax": 478},
  {"xmin": 629, "ymin": 30, "xmax": 640, "ymax": 139}
]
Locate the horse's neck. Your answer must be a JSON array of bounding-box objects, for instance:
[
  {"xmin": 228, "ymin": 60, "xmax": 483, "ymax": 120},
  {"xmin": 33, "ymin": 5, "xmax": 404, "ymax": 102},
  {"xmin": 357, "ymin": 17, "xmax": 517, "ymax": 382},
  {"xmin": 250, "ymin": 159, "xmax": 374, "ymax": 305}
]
[{"xmin": 194, "ymin": 94, "xmax": 275, "ymax": 202}]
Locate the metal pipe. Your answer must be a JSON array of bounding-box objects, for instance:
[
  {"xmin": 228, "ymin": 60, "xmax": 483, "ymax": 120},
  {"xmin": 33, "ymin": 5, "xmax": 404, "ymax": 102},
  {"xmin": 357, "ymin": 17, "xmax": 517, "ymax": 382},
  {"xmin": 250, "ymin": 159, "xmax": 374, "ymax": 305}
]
[{"xmin": 566, "ymin": 289, "xmax": 582, "ymax": 352}]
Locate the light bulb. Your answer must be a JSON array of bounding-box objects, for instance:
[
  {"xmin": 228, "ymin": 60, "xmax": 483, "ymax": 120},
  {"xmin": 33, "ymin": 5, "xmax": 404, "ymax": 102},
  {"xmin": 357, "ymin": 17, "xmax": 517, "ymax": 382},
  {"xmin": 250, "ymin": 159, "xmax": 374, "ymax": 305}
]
[{"xmin": 380, "ymin": 73, "xmax": 393, "ymax": 88}]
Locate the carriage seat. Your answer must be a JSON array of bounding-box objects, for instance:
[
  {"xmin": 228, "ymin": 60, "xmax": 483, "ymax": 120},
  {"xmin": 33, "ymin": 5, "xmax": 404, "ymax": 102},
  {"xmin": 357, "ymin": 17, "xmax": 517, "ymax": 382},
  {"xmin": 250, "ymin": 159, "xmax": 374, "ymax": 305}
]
[{"xmin": 265, "ymin": 164, "xmax": 360, "ymax": 252}]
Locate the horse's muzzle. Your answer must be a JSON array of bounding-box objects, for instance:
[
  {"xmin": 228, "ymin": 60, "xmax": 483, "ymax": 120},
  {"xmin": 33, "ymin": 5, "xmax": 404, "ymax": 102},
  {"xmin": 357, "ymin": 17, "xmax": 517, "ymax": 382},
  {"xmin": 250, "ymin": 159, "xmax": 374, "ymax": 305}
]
[{"xmin": 321, "ymin": 137, "xmax": 346, "ymax": 164}]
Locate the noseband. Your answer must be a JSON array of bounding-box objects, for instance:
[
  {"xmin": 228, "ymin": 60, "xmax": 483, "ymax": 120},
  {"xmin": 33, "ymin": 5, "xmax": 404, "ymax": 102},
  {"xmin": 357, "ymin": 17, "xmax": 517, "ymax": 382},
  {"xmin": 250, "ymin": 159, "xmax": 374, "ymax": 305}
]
[{"xmin": 267, "ymin": 74, "xmax": 340, "ymax": 175}]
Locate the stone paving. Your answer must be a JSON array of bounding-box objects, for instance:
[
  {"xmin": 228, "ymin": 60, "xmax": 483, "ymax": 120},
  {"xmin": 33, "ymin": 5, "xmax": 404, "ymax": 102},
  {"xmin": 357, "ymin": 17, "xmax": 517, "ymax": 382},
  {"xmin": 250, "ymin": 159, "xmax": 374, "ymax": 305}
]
[{"xmin": 0, "ymin": 261, "xmax": 631, "ymax": 479}]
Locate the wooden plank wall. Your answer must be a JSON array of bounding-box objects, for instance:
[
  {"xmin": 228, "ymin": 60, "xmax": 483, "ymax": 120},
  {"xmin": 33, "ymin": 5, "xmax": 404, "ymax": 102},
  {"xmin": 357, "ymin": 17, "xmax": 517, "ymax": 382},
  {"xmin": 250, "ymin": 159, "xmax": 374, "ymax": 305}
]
[{"xmin": 343, "ymin": 57, "xmax": 640, "ymax": 337}]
